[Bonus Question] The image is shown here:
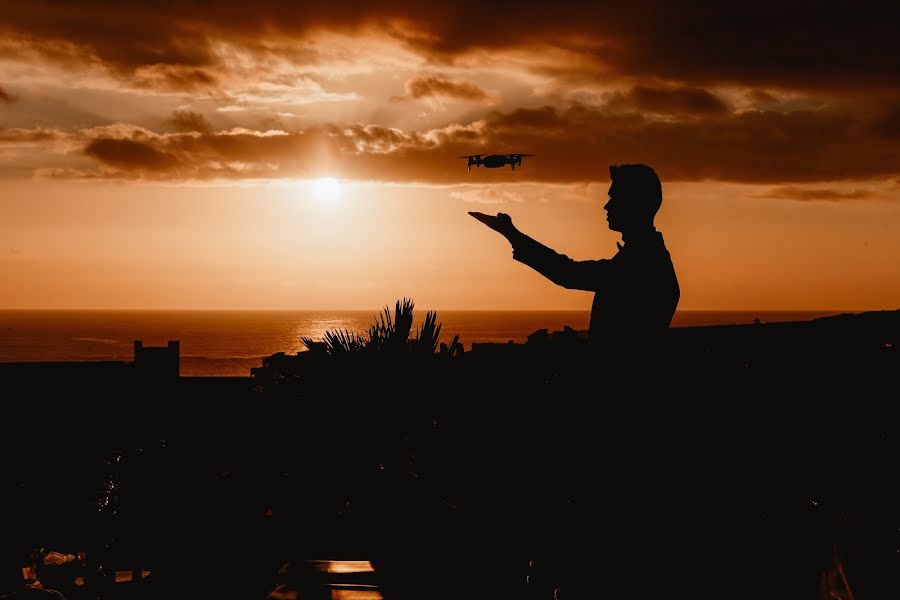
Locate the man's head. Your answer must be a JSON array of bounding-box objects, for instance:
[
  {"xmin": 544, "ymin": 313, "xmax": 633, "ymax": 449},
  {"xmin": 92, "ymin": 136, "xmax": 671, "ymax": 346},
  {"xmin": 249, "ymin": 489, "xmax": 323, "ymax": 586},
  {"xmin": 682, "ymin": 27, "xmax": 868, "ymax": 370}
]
[{"xmin": 604, "ymin": 164, "xmax": 662, "ymax": 233}]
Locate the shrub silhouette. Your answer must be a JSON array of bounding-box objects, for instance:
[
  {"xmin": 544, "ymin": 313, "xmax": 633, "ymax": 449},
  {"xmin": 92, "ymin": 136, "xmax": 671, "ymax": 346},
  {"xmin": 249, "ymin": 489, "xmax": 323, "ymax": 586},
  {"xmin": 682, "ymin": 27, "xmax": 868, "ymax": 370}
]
[{"xmin": 301, "ymin": 297, "xmax": 460, "ymax": 357}]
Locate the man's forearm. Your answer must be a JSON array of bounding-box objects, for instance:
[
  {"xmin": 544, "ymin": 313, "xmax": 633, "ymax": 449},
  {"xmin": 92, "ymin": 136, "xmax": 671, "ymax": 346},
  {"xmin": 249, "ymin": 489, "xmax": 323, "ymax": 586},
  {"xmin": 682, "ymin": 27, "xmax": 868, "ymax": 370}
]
[
  {"xmin": 507, "ymin": 230, "xmax": 568, "ymax": 278},
  {"xmin": 506, "ymin": 229, "xmax": 606, "ymax": 292},
  {"xmin": 504, "ymin": 228, "xmax": 530, "ymax": 249}
]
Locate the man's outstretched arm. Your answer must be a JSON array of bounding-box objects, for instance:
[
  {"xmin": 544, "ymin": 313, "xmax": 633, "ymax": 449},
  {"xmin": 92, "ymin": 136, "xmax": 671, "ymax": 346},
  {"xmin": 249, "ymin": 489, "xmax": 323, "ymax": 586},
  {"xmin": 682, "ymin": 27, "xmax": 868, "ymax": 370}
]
[{"xmin": 469, "ymin": 211, "xmax": 609, "ymax": 292}]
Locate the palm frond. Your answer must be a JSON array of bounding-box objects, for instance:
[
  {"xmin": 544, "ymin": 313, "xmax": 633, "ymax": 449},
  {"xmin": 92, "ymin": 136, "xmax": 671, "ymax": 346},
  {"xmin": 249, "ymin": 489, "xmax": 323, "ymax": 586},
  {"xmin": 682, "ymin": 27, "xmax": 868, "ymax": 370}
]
[
  {"xmin": 323, "ymin": 328, "xmax": 365, "ymax": 354},
  {"xmin": 366, "ymin": 297, "xmax": 415, "ymax": 351},
  {"xmin": 298, "ymin": 298, "xmax": 459, "ymax": 358},
  {"xmin": 393, "ymin": 298, "xmax": 414, "ymax": 346},
  {"xmin": 301, "ymin": 336, "xmax": 329, "ymax": 355},
  {"xmin": 416, "ymin": 310, "xmax": 442, "ymax": 355},
  {"xmin": 440, "ymin": 335, "xmax": 463, "ymax": 358}
]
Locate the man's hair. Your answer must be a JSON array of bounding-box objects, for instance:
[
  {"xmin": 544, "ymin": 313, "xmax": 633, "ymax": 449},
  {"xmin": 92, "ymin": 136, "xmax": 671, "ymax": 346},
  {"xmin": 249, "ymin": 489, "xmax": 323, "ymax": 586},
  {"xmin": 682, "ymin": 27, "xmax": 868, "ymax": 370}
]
[{"xmin": 609, "ymin": 164, "xmax": 662, "ymax": 215}]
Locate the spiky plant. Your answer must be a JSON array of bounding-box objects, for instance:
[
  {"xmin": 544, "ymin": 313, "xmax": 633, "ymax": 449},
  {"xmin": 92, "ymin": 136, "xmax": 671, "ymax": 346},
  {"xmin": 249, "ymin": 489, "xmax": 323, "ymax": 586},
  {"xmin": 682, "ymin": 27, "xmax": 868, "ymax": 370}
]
[
  {"xmin": 301, "ymin": 329, "xmax": 364, "ymax": 354},
  {"xmin": 367, "ymin": 298, "xmax": 414, "ymax": 352},
  {"xmin": 415, "ymin": 310, "xmax": 442, "ymax": 355},
  {"xmin": 300, "ymin": 298, "xmax": 460, "ymax": 358},
  {"xmin": 326, "ymin": 329, "xmax": 367, "ymax": 354},
  {"xmin": 440, "ymin": 335, "xmax": 464, "ymax": 358},
  {"xmin": 300, "ymin": 336, "xmax": 326, "ymax": 354}
]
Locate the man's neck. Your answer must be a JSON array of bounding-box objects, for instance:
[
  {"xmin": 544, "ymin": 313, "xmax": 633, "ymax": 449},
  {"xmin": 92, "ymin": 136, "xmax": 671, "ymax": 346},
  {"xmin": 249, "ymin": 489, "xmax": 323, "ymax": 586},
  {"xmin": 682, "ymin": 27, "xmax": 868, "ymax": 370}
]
[{"xmin": 621, "ymin": 226, "xmax": 658, "ymax": 244}]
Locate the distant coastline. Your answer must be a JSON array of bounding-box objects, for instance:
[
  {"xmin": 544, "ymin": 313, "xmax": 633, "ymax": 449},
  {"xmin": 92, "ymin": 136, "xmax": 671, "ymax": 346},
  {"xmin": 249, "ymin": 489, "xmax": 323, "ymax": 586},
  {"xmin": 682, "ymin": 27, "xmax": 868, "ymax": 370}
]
[{"xmin": 0, "ymin": 309, "xmax": 862, "ymax": 376}]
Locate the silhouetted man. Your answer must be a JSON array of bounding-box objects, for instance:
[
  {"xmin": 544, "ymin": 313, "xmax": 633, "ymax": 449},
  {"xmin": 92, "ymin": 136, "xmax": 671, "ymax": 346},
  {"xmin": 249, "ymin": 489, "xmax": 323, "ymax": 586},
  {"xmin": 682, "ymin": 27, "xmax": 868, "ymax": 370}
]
[
  {"xmin": 470, "ymin": 163, "xmax": 679, "ymax": 360},
  {"xmin": 470, "ymin": 164, "xmax": 681, "ymax": 598}
]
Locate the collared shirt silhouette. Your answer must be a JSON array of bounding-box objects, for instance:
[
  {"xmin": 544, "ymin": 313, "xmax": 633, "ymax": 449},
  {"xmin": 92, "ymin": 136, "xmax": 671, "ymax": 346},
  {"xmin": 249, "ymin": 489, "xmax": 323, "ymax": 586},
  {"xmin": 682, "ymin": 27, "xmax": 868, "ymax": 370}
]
[{"xmin": 470, "ymin": 163, "xmax": 679, "ymax": 355}]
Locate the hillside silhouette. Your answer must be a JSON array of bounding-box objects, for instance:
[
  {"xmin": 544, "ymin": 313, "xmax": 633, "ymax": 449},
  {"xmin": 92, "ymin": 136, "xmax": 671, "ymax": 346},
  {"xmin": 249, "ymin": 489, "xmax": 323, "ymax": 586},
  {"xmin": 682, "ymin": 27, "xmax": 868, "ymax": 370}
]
[{"xmin": 1, "ymin": 305, "xmax": 897, "ymax": 598}]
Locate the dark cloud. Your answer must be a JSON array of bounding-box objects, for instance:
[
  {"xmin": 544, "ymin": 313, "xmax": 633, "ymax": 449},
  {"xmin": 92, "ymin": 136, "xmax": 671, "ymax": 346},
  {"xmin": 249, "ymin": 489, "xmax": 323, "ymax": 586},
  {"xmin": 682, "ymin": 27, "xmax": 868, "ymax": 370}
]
[
  {"xmin": 481, "ymin": 105, "xmax": 898, "ymax": 183},
  {"xmin": 869, "ymin": 102, "xmax": 900, "ymax": 139},
  {"xmin": 760, "ymin": 187, "xmax": 877, "ymax": 202},
  {"xmin": 0, "ymin": 4, "xmax": 217, "ymax": 71},
  {"xmin": 484, "ymin": 105, "xmax": 574, "ymax": 133},
  {"xmin": 72, "ymin": 129, "xmax": 335, "ymax": 179},
  {"xmin": 84, "ymin": 138, "xmax": 180, "ymax": 171},
  {"xmin": 0, "ymin": 85, "xmax": 15, "ymax": 103},
  {"xmin": 165, "ymin": 110, "xmax": 212, "ymax": 133},
  {"xmin": 605, "ymin": 5, "xmax": 900, "ymax": 91},
  {"xmin": 405, "ymin": 76, "xmax": 492, "ymax": 102},
  {"xmin": 3, "ymin": 1, "xmax": 899, "ymax": 92},
  {"xmin": 617, "ymin": 85, "xmax": 728, "ymax": 115}
]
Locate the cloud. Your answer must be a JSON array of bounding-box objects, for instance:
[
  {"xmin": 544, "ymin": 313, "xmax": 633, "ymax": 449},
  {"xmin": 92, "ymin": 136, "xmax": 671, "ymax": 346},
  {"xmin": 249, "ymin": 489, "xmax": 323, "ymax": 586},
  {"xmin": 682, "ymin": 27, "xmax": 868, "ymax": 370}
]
[
  {"xmin": 404, "ymin": 76, "xmax": 494, "ymax": 103},
  {"xmin": 7, "ymin": 101, "xmax": 900, "ymax": 187},
  {"xmin": 84, "ymin": 138, "xmax": 180, "ymax": 171},
  {"xmin": 0, "ymin": 85, "xmax": 15, "ymax": 103},
  {"xmin": 759, "ymin": 186, "xmax": 877, "ymax": 202},
  {"xmin": 0, "ymin": 34, "xmax": 101, "ymax": 71},
  {"xmin": 478, "ymin": 104, "xmax": 900, "ymax": 184},
  {"xmin": 4, "ymin": 1, "xmax": 899, "ymax": 94},
  {"xmin": 131, "ymin": 64, "xmax": 218, "ymax": 93},
  {"xmin": 337, "ymin": 124, "xmax": 414, "ymax": 154},
  {"xmin": 65, "ymin": 126, "xmax": 327, "ymax": 179},
  {"xmin": 225, "ymin": 79, "xmax": 361, "ymax": 106},
  {"xmin": 612, "ymin": 85, "xmax": 729, "ymax": 115},
  {"xmin": 165, "ymin": 110, "xmax": 212, "ymax": 133},
  {"xmin": 0, "ymin": 127, "xmax": 65, "ymax": 142}
]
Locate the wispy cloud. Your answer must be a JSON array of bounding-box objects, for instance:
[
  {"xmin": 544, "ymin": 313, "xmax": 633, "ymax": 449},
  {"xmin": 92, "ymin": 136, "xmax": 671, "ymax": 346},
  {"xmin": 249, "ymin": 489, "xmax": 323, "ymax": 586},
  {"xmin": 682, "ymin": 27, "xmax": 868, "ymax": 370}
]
[
  {"xmin": 759, "ymin": 186, "xmax": 878, "ymax": 202},
  {"xmin": 450, "ymin": 187, "xmax": 525, "ymax": 204},
  {"xmin": 403, "ymin": 75, "xmax": 498, "ymax": 104}
]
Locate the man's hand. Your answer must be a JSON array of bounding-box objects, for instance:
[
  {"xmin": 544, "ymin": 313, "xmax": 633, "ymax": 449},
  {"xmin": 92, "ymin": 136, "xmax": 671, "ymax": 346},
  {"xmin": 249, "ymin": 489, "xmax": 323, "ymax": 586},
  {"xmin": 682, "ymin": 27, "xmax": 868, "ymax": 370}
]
[{"xmin": 468, "ymin": 211, "xmax": 518, "ymax": 239}]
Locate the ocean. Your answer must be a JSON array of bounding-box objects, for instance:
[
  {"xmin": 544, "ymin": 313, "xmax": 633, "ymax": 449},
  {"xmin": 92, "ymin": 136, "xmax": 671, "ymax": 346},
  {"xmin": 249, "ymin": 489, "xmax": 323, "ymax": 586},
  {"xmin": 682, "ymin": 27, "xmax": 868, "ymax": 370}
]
[{"xmin": 0, "ymin": 310, "xmax": 849, "ymax": 376}]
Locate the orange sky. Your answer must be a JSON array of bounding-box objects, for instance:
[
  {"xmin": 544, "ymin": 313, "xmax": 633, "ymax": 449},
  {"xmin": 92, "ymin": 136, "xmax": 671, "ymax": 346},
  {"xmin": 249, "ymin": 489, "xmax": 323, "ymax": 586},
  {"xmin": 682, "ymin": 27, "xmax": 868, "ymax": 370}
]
[{"xmin": 1, "ymin": 2, "xmax": 899, "ymax": 310}]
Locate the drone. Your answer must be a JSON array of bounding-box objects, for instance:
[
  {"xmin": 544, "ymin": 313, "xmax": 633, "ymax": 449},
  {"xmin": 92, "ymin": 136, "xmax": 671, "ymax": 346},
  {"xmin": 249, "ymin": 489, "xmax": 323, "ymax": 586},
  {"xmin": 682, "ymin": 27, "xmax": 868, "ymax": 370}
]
[{"xmin": 460, "ymin": 153, "xmax": 535, "ymax": 172}]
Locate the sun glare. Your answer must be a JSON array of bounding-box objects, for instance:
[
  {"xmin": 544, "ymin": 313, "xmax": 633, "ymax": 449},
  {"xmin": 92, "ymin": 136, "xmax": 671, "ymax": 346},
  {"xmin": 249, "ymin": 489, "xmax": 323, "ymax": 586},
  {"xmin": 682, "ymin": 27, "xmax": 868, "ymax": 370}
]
[{"xmin": 313, "ymin": 177, "xmax": 342, "ymax": 203}]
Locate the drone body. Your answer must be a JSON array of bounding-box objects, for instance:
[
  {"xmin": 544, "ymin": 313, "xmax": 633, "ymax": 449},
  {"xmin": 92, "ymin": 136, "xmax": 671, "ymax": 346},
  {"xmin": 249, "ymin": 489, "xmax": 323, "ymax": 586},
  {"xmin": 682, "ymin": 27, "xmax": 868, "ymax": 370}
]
[{"xmin": 460, "ymin": 153, "xmax": 535, "ymax": 172}]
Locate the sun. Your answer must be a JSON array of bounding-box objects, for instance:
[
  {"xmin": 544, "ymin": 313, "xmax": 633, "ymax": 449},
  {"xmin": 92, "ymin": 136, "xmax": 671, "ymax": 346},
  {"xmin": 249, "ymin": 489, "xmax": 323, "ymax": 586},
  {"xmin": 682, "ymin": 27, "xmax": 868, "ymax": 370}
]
[{"xmin": 313, "ymin": 177, "xmax": 342, "ymax": 203}]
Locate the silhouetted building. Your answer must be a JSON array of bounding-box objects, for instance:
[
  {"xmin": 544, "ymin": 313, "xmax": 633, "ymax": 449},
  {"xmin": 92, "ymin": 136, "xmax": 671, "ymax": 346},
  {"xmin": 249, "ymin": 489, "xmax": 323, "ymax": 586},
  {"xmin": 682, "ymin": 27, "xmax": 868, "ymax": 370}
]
[
  {"xmin": 468, "ymin": 326, "xmax": 590, "ymax": 356},
  {"xmin": 134, "ymin": 340, "xmax": 179, "ymax": 379},
  {"xmin": 250, "ymin": 350, "xmax": 316, "ymax": 384}
]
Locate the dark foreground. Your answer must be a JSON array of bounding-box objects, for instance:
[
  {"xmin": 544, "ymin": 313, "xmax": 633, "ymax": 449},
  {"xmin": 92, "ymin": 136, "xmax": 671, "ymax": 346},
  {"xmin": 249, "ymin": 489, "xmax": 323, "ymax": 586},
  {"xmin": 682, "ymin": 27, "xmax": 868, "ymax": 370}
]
[{"xmin": 2, "ymin": 310, "xmax": 898, "ymax": 599}]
